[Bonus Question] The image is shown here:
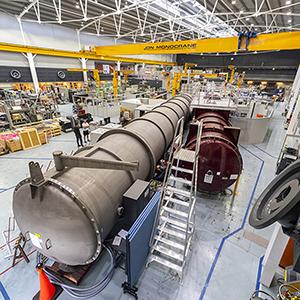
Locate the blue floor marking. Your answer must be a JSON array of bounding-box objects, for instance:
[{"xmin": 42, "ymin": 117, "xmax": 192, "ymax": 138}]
[
  {"xmin": 255, "ymin": 255, "xmax": 265, "ymax": 293},
  {"xmin": 252, "ymin": 144, "xmax": 278, "ymax": 159},
  {"xmin": 0, "ymin": 281, "xmax": 10, "ymax": 300},
  {"xmin": 0, "ymin": 186, "xmax": 16, "ymax": 194},
  {"xmin": 199, "ymin": 145, "xmax": 264, "ymax": 300}
]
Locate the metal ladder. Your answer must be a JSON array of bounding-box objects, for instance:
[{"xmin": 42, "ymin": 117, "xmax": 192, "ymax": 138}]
[{"xmin": 148, "ymin": 117, "xmax": 203, "ymax": 279}]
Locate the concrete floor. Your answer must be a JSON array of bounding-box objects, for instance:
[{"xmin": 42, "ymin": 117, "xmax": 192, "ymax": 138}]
[{"xmin": 0, "ymin": 102, "xmax": 286, "ymax": 300}]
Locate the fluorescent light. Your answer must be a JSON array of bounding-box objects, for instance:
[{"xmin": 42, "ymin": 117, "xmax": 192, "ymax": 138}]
[
  {"xmin": 76, "ymin": 4, "xmax": 80, "ymax": 8},
  {"xmin": 240, "ymin": 10, "xmax": 244, "ymax": 13},
  {"xmin": 246, "ymin": 17, "xmax": 249, "ymax": 21},
  {"xmin": 231, "ymin": 0, "xmax": 236, "ymax": 4},
  {"xmin": 251, "ymin": 23, "xmax": 254, "ymax": 26},
  {"xmin": 286, "ymin": 0, "xmax": 291, "ymax": 4},
  {"xmin": 288, "ymin": 19, "xmax": 292, "ymax": 23}
]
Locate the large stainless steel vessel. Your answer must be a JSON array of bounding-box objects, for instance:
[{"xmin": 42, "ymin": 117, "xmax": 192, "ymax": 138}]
[{"xmin": 13, "ymin": 95, "xmax": 191, "ymax": 266}]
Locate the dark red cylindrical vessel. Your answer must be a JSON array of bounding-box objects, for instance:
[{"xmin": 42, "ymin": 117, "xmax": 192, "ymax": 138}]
[{"xmin": 182, "ymin": 109, "xmax": 243, "ymax": 193}]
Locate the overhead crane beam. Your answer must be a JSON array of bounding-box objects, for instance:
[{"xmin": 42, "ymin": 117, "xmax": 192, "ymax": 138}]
[
  {"xmin": 0, "ymin": 42, "xmax": 176, "ymax": 66},
  {"xmin": 94, "ymin": 32, "xmax": 300, "ymax": 56}
]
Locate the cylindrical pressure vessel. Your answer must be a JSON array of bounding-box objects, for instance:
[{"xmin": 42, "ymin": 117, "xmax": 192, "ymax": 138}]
[
  {"xmin": 183, "ymin": 109, "xmax": 243, "ymax": 193},
  {"xmin": 13, "ymin": 95, "xmax": 191, "ymax": 266}
]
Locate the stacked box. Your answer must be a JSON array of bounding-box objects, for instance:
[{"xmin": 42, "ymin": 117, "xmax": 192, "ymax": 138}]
[
  {"xmin": 6, "ymin": 139, "xmax": 22, "ymax": 152},
  {"xmin": 0, "ymin": 139, "xmax": 8, "ymax": 155}
]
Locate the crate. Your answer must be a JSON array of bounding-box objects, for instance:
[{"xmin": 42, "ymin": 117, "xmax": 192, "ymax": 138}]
[
  {"xmin": 38, "ymin": 131, "xmax": 48, "ymax": 145},
  {"xmin": 0, "ymin": 139, "xmax": 8, "ymax": 155},
  {"xmin": 6, "ymin": 139, "xmax": 22, "ymax": 152},
  {"xmin": 0, "ymin": 149, "xmax": 8, "ymax": 156},
  {"xmin": 19, "ymin": 128, "xmax": 41, "ymax": 150},
  {"xmin": 50, "ymin": 124, "xmax": 62, "ymax": 137}
]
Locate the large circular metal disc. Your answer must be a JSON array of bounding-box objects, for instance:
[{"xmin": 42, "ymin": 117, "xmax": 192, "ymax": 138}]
[
  {"xmin": 13, "ymin": 181, "xmax": 99, "ymax": 265},
  {"xmin": 249, "ymin": 160, "xmax": 300, "ymax": 229}
]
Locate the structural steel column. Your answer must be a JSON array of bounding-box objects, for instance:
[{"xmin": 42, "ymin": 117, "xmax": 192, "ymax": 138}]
[
  {"xmin": 80, "ymin": 58, "xmax": 88, "ymax": 84},
  {"xmin": 26, "ymin": 52, "xmax": 39, "ymax": 93}
]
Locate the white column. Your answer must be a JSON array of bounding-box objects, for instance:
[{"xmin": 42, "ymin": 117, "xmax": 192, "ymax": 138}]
[
  {"xmin": 116, "ymin": 61, "xmax": 121, "ymax": 71},
  {"xmin": 80, "ymin": 58, "xmax": 88, "ymax": 84},
  {"xmin": 287, "ymin": 65, "xmax": 300, "ymax": 120},
  {"xmin": 26, "ymin": 52, "xmax": 39, "ymax": 94}
]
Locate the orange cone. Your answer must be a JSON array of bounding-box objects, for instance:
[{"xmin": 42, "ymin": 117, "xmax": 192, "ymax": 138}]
[{"xmin": 37, "ymin": 267, "xmax": 56, "ymax": 300}]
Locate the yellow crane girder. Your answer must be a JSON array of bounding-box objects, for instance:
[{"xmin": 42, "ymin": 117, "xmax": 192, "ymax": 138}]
[
  {"xmin": 0, "ymin": 42, "xmax": 176, "ymax": 66},
  {"xmin": 94, "ymin": 31, "xmax": 300, "ymax": 56}
]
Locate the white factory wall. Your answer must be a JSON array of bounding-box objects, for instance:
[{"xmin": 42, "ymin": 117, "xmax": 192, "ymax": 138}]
[
  {"xmin": 124, "ymin": 54, "xmax": 175, "ymax": 63},
  {"xmin": 0, "ymin": 12, "xmax": 174, "ymax": 69},
  {"xmin": 0, "ymin": 52, "xmax": 28, "ymax": 67}
]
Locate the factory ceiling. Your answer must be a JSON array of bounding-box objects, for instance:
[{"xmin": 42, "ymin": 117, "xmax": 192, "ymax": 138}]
[{"xmin": 0, "ymin": 0, "xmax": 298, "ymax": 44}]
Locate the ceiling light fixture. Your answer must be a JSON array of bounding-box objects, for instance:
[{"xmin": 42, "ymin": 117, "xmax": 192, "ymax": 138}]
[
  {"xmin": 287, "ymin": 11, "xmax": 291, "ymax": 15},
  {"xmin": 231, "ymin": 0, "xmax": 236, "ymax": 4},
  {"xmin": 288, "ymin": 19, "xmax": 292, "ymax": 23},
  {"xmin": 76, "ymin": 4, "xmax": 80, "ymax": 9},
  {"xmin": 246, "ymin": 17, "xmax": 249, "ymax": 21},
  {"xmin": 286, "ymin": 0, "xmax": 291, "ymax": 4}
]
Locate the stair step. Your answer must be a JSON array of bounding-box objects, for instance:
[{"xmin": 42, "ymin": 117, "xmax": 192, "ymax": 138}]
[
  {"xmin": 157, "ymin": 225, "xmax": 186, "ymax": 240},
  {"xmin": 164, "ymin": 196, "xmax": 189, "ymax": 207},
  {"xmin": 153, "ymin": 244, "xmax": 184, "ymax": 261},
  {"xmin": 162, "ymin": 206, "xmax": 189, "ymax": 218},
  {"xmin": 169, "ymin": 175, "xmax": 192, "ymax": 186},
  {"xmin": 161, "ymin": 216, "xmax": 188, "ymax": 230},
  {"xmin": 166, "ymin": 186, "xmax": 191, "ymax": 198},
  {"xmin": 174, "ymin": 148, "xmax": 195, "ymax": 163},
  {"xmin": 171, "ymin": 166, "xmax": 193, "ymax": 174},
  {"xmin": 149, "ymin": 254, "xmax": 183, "ymax": 273},
  {"xmin": 154, "ymin": 235, "xmax": 185, "ymax": 250}
]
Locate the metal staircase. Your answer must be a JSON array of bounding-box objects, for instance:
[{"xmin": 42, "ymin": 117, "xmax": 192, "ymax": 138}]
[{"xmin": 148, "ymin": 116, "xmax": 203, "ymax": 279}]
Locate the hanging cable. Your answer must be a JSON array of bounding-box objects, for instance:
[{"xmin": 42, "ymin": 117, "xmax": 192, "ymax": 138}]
[
  {"xmin": 44, "ymin": 245, "xmax": 115, "ymax": 299},
  {"xmin": 278, "ymin": 283, "xmax": 300, "ymax": 300},
  {"xmin": 251, "ymin": 290, "xmax": 276, "ymax": 300}
]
